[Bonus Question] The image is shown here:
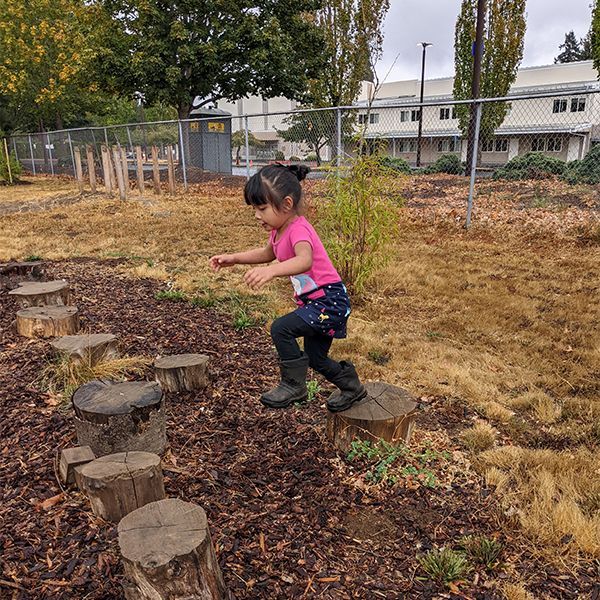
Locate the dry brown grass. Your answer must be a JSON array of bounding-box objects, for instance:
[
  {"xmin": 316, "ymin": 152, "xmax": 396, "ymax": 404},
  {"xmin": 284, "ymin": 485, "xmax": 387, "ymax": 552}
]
[
  {"xmin": 0, "ymin": 176, "xmax": 80, "ymax": 204},
  {"xmin": 2, "ymin": 175, "xmax": 599, "ymax": 563},
  {"xmin": 460, "ymin": 420, "xmax": 497, "ymax": 452},
  {"xmin": 502, "ymin": 582, "xmax": 536, "ymax": 600}
]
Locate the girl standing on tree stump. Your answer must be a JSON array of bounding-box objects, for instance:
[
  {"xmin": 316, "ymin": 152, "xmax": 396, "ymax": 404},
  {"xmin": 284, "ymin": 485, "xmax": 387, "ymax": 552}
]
[{"xmin": 210, "ymin": 164, "xmax": 366, "ymax": 412}]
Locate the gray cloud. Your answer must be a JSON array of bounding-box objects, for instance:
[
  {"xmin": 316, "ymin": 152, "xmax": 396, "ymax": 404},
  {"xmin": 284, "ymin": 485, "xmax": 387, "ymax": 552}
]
[{"xmin": 376, "ymin": 0, "xmax": 593, "ymax": 82}]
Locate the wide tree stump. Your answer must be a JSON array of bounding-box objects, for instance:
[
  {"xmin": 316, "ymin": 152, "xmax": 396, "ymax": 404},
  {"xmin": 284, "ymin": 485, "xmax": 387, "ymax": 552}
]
[
  {"xmin": 79, "ymin": 451, "xmax": 165, "ymax": 522},
  {"xmin": 16, "ymin": 306, "xmax": 80, "ymax": 338},
  {"xmin": 0, "ymin": 260, "xmax": 45, "ymax": 279},
  {"xmin": 73, "ymin": 380, "xmax": 166, "ymax": 456},
  {"xmin": 8, "ymin": 279, "xmax": 70, "ymax": 308},
  {"xmin": 118, "ymin": 498, "xmax": 226, "ymax": 600},
  {"xmin": 326, "ymin": 381, "xmax": 419, "ymax": 452},
  {"xmin": 51, "ymin": 333, "xmax": 119, "ymax": 366},
  {"xmin": 154, "ymin": 353, "xmax": 209, "ymax": 392}
]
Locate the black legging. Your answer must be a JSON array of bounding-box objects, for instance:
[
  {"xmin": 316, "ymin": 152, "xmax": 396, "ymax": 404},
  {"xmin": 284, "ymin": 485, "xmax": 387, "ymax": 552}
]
[{"xmin": 270, "ymin": 312, "xmax": 342, "ymax": 380}]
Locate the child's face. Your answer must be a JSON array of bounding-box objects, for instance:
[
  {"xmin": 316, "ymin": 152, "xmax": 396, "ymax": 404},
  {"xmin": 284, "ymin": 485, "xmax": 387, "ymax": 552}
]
[{"xmin": 253, "ymin": 196, "xmax": 294, "ymax": 231}]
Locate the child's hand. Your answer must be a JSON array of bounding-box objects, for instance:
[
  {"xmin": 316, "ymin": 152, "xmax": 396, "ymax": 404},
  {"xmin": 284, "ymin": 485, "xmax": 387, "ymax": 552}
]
[
  {"xmin": 210, "ymin": 254, "xmax": 236, "ymax": 271},
  {"xmin": 244, "ymin": 266, "xmax": 275, "ymax": 290}
]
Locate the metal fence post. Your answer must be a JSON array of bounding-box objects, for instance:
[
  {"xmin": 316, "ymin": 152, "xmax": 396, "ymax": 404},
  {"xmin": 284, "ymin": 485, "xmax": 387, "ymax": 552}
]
[
  {"xmin": 244, "ymin": 115, "xmax": 250, "ymax": 180},
  {"xmin": 67, "ymin": 131, "xmax": 76, "ymax": 177},
  {"xmin": 178, "ymin": 120, "xmax": 188, "ymax": 190},
  {"xmin": 28, "ymin": 134, "xmax": 36, "ymax": 175},
  {"xmin": 47, "ymin": 133, "xmax": 55, "ymax": 176},
  {"xmin": 126, "ymin": 126, "xmax": 133, "ymax": 152},
  {"xmin": 104, "ymin": 127, "xmax": 109, "ymax": 146},
  {"xmin": 336, "ymin": 108, "xmax": 342, "ymax": 170},
  {"xmin": 12, "ymin": 138, "xmax": 18, "ymax": 162},
  {"xmin": 466, "ymin": 101, "xmax": 482, "ymax": 229}
]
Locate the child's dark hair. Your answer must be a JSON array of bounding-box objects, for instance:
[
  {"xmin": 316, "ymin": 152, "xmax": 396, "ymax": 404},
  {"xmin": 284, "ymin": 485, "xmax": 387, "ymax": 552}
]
[{"xmin": 244, "ymin": 164, "xmax": 311, "ymax": 210}]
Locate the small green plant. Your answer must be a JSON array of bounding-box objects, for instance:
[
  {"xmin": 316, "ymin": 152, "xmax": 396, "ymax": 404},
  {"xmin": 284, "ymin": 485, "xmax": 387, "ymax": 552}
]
[
  {"xmin": 0, "ymin": 150, "xmax": 22, "ymax": 183},
  {"xmin": 190, "ymin": 293, "xmax": 217, "ymax": 308},
  {"xmin": 306, "ymin": 379, "xmax": 321, "ymax": 402},
  {"xmin": 154, "ymin": 289, "xmax": 187, "ymax": 301},
  {"xmin": 232, "ymin": 307, "xmax": 254, "ymax": 330},
  {"xmin": 460, "ymin": 535, "xmax": 502, "ymax": 570},
  {"xmin": 418, "ymin": 548, "xmax": 471, "ymax": 584},
  {"xmin": 25, "ymin": 254, "xmax": 43, "ymax": 262},
  {"xmin": 367, "ymin": 349, "xmax": 391, "ymax": 365},
  {"xmin": 426, "ymin": 331, "xmax": 442, "ymax": 340}
]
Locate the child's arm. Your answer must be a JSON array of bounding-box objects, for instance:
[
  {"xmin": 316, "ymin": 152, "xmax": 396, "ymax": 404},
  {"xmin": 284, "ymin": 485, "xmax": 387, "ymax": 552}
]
[
  {"xmin": 210, "ymin": 244, "xmax": 275, "ymax": 270},
  {"xmin": 244, "ymin": 242, "xmax": 312, "ymax": 290}
]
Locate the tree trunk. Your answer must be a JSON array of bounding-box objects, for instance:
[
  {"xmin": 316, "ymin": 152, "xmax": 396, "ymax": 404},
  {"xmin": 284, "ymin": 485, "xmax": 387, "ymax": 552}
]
[
  {"xmin": 16, "ymin": 306, "xmax": 79, "ymax": 338},
  {"xmin": 154, "ymin": 354, "xmax": 209, "ymax": 392},
  {"xmin": 50, "ymin": 333, "xmax": 119, "ymax": 366},
  {"xmin": 118, "ymin": 498, "xmax": 227, "ymax": 600},
  {"xmin": 8, "ymin": 279, "xmax": 70, "ymax": 308}
]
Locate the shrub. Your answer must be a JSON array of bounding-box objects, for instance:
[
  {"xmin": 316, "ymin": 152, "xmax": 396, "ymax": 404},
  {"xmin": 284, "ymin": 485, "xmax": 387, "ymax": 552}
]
[
  {"xmin": 563, "ymin": 143, "xmax": 600, "ymax": 184},
  {"xmin": 460, "ymin": 535, "xmax": 503, "ymax": 570},
  {"xmin": 304, "ymin": 153, "xmax": 318, "ymax": 162},
  {"xmin": 418, "ymin": 548, "xmax": 471, "ymax": 584},
  {"xmin": 0, "ymin": 150, "xmax": 22, "ymax": 183},
  {"xmin": 274, "ymin": 150, "xmax": 285, "ymax": 161},
  {"xmin": 493, "ymin": 152, "xmax": 567, "ymax": 180},
  {"xmin": 378, "ymin": 155, "xmax": 412, "ymax": 174},
  {"xmin": 289, "ymin": 155, "xmax": 301, "ymax": 162},
  {"xmin": 424, "ymin": 153, "xmax": 463, "ymax": 175}
]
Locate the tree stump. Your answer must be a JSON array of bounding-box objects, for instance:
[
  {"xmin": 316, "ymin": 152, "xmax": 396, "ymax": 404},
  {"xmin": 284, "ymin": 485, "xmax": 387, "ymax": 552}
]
[
  {"xmin": 154, "ymin": 354, "xmax": 209, "ymax": 392},
  {"xmin": 8, "ymin": 279, "xmax": 70, "ymax": 308},
  {"xmin": 0, "ymin": 260, "xmax": 45, "ymax": 279},
  {"xmin": 73, "ymin": 380, "xmax": 166, "ymax": 457},
  {"xmin": 51, "ymin": 333, "xmax": 119, "ymax": 366},
  {"xmin": 59, "ymin": 446, "xmax": 96, "ymax": 486},
  {"xmin": 118, "ymin": 498, "xmax": 226, "ymax": 600},
  {"xmin": 16, "ymin": 306, "xmax": 79, "ymax": 338},
  {"xmin": 79, "ymin": 451, "xmax": 165, "ymax": 522},
  {"xmin": 326, "ymin": 381, "xmax": 419, "ymax": 453}
]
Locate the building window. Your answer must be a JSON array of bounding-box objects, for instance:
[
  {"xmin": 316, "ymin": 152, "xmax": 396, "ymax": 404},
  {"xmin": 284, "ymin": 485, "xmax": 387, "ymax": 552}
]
[
  {"xmin": 437, "ymin": 139, "xmax": 460, "ymax": 152},
  {"xmin": 571, "ymin": 97, "xmax": 586, "ymax": 112},
  {"xmin": 494, "ymin": 139, "xmax": 508, "ymax": 152},
  {"xmin": 440, "ymin": 107, "xmax": 451, "ymax": 120},
  {"xmin": 358, "ymin": 114, "xmax": 367, "ymax": 124},
  {"xmin": 547, "ymin": 137, "xmax": 562, "ymax": 152},
  {"xmin": 531, "ymin": 138, "xmax": 545, "ymax": 151},
  {"xmin": 400, "ymin": 110, "xmax": 410, "ymax": 122},
  {"xmin": 411, "ymin": 109, "xmax": 421, "ymax": 121},
  {"xmin": 369, "ymin": 113, "xmax": 379, "ymax": 124},
  {"xmin": 481, "ymin": 139, "xmax": 494, "ymax": 152},
  {"xmin": 399, "ymin": 139, "xmax": 417, "ymax": 152},
  {"xmin": 553, "ymin": 99, "xmax": 567, "ymax": 113}
]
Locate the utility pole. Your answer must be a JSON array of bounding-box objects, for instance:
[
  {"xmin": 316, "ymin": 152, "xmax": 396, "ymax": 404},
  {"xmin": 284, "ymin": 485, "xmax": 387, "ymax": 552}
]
[
  {"xmin": 415, "ymin": 42, "xmax": 432, "ymax": 168},
  {"xmin": 465, "ymin": 0, "xmax": 486, "ymax": 174}
]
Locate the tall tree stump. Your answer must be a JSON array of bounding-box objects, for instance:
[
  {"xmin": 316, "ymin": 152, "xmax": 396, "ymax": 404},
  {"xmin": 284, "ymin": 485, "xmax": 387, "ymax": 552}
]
[
  {"xmin": 154, "ymin": 354, "xmax": 209, "ymax": 392},
  {"xmin": 16, "ymin": 306, "xmax": 79, "ymax": 338},
  {"xmin": 0, "ymin": 261, "xmax": 45, "ymax": 279},
  {"xmin": 73, "ymin": 380, "xmax": 166, "ymax": 456},
  {"xmin": 79, "ymin": 451, "xmax": 165, "ymax": 522},
  {"xmin": 51, "ymin": 333, "xmax": 119, "ymax": 366},
  {"xmin": 326, "ymin": 382, "xmax": 419, "ymax": 453},
  {"xmin": 118, "ymin": 498, "xmax": 226, "ymax": 600},
  {"xmin": 8, "ymin": 279, "xmax": 70, "ymax": 308}
]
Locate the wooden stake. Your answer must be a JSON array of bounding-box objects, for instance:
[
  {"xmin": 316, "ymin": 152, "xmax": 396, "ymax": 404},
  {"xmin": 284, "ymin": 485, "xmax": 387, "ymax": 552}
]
[
  {"xmin": 151, "ymin": 146, "xmax": 161, "ymax": 195},
  {"xmin": 112, "ymin": 146, "xmax": 126, "ymax": 201},
  {"xmin": 135, "ymin": 146, "xmax": 144, "ymax": 196},
  {"xmin": 166, "ymin": 145, "xmax": 176, "ymax": 195},
  {"xmin": 121, "ymin": 147, "xmax": 129, "ymax": 199},
  {"xmin": 86, "ymin": 145, "xmax": 97, "ymax": 193},
  {"xmin": 101, "ymin": 146, "xmax": 112, "ymax": 195},
  {"xmin": 107, "ymin": 146, "xmax": 118, "ymax": 191},
  {"xmin": 74, "ymin": 147, "xmax": 84, "ymax": 193}
]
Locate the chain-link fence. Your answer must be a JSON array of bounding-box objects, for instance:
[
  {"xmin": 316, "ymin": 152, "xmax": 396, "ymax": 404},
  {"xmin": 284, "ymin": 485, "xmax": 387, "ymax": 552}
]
[{"xmin": 4, "ymin": 90, "xmax": 600, "ymax": 209}]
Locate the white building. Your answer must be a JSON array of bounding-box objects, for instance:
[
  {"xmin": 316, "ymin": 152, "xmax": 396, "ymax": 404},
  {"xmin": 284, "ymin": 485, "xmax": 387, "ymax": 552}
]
[{"xmin": 216, "ymin": 61, "xmax": 600, "ymax": 166}]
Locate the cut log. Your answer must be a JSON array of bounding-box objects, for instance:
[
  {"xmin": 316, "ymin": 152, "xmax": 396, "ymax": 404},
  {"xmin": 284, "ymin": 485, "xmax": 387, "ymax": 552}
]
[
  {"xmin": 79, "ymin": 451, "xmax": 165, "ymax": 522},
  {"xmin": 118, "ymin": 498, "xmax": 226, "ymax": 600},
  {"xmin": 154, "ymin": 353, "xmax": 209, "ymax": 392},
  {"xmin": 0, "ymin": 261, "xmax": 45, "ymax": 279},
  {"xmin": 59, "ymin": 446, "xmax": 96, "ymax": 485},
  {"xmin": 16, "ymin": 306, "xmax": 79, "ymax": 338},
  {"xmin": 326, "ymin": 381, "xmax": 419, "ymax": 453},
  {"xmin": 51, "ymin": 333, "xmax": 119, "ymax": 366},
  {"xmin": 8, "ymin": 279, "xmax": 70, "ymax": 308},
  {"xmin": 72, "ymin": 380, "xmax": 166, "ymax": 456}
]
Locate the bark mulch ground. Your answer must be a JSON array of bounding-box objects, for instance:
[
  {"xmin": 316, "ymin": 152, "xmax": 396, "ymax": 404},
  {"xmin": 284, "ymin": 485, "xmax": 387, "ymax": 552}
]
[{"xmin": 0, "ymin": 259, "xmax": 597, "ymax": 599}]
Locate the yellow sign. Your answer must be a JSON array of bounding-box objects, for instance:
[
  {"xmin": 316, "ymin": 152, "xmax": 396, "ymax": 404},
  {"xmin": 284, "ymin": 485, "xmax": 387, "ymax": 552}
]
[
  {"xmin": 208, "ymin": 122, "xmax": 225, "ymax": 133},
  {"xmin": 190, "ymin": 121, "xmax": 199, "ymax": 132}
]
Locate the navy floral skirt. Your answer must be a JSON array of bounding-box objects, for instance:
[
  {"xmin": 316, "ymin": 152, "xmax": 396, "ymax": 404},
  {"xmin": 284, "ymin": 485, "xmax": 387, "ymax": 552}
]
[{"xmin": 294, "ymin": 282, "xmax": 350, "ymax": 339}]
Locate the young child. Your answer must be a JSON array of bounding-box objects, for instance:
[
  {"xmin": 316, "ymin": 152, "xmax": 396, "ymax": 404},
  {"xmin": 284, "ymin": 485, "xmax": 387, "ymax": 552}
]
[{"xmin": 210, "ymin": 163, "xmax": 366, "ymax": 412}]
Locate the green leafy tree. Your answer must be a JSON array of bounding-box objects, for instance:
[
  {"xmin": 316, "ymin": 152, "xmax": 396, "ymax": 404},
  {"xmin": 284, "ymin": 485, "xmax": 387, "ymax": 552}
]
[
  {"xmin": 102, "ymin": 0, "xmax": 326, "ymax": 120},
  {"xmin": 231, "ymin": 130, "xmax": 264, "ymax": 165},
  {"xmin": 453, "ymin": 0, "xmax": 526, "ymax": 161},
  {"xmin": 555, "ymin": 30, "xmax": 591, "ymax": 63}
]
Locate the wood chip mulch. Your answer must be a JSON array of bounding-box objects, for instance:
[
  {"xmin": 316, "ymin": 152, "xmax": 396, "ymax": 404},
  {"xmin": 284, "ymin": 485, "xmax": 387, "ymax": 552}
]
[{"xmin": 0, "ymin": 259, "xmax": 597, "ymax": 599}]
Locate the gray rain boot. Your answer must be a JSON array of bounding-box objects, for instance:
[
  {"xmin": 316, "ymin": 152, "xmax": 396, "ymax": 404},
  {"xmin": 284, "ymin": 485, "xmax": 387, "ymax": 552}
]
[
  {"xmin": 326, "ymin": 361, "xmax": 367, "ymax": 412},
  {"xmin": 260, "ymin": 354, "xmax": 309, "ymax": 408}
]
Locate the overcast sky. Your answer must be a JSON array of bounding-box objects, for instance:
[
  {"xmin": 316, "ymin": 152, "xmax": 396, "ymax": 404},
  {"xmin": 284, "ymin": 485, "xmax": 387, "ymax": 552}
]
[{"xmin": 376, "ymin": 0, "xmax": 594, "ymax": 82}]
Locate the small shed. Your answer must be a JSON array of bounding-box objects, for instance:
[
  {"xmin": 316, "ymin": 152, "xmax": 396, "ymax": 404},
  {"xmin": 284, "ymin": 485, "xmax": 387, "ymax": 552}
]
[{"xmin": 187, "ymin": 107, "xmax": 232, "ymax": 174}]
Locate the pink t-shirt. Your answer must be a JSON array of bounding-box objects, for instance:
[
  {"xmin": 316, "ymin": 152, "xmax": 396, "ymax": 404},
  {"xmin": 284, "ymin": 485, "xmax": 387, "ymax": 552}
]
[{"xmin": 269, "ymin": 216, "xmax": 341, "ymax": 301}]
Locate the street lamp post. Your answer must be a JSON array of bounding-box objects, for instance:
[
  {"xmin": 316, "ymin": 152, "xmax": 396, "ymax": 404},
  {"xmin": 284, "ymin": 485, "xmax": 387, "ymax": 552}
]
[{"xmin": 416, "ymin": 42, "xmax": 432, "ymax": 168}]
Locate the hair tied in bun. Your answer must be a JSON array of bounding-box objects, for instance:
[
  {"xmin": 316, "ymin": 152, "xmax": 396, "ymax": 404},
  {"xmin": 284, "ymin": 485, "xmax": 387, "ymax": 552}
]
[{"xmin": 287, "ymin": 164, "xmax": 311, "ymax": 182}]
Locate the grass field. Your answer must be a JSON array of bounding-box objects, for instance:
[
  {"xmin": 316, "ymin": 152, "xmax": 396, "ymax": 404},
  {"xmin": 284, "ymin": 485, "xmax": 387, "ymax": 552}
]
[{"xmin": 1, "ymin": 173, "xmax": 599, "ymax": 577}]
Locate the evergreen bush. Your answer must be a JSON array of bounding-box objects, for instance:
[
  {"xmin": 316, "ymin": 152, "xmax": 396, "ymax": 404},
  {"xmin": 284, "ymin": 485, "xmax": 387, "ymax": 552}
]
[
  {"xmin": 563, "ymin": 144, "xmax": 600, "ymax": 184},
  {"xmin": 378, "ymin": 155, "xmax": 412, "ymax": 174},
  {"xmin": 424, "ymin": 153, "xmax": 463, "ymax": 175},
  {"xmin": 493, "ymin": 151, "xmax": 567, "ymax": 180},
  {"xmin": 0, "ymin": 150, "xmax": 22, "ymax": 183}
]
